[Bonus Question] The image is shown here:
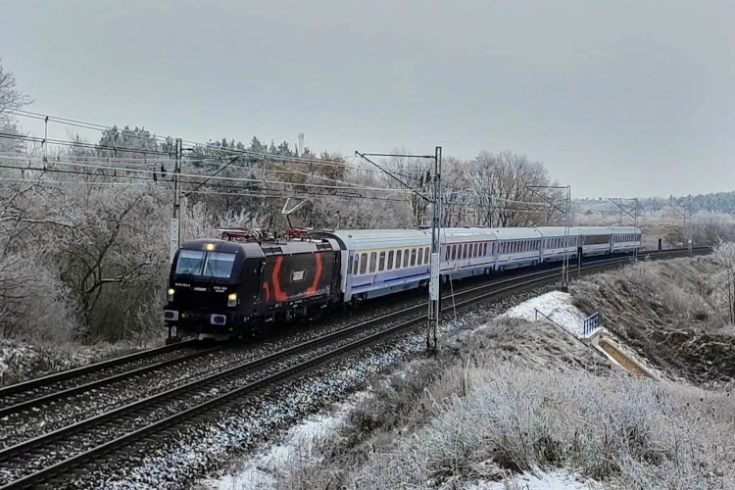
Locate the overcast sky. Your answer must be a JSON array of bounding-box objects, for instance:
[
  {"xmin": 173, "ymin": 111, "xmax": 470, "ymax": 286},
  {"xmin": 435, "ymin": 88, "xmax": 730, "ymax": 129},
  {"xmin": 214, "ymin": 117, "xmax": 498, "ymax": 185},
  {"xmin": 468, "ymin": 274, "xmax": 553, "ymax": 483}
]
[{"xmin": 1, "ymin": 0, "xmax": 733, "ymax": 198}]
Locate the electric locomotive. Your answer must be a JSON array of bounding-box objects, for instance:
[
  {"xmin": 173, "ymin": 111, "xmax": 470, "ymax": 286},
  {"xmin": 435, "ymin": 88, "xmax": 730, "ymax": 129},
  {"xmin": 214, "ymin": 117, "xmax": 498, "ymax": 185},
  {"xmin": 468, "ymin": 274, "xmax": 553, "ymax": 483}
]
[{"xmin": 164, "ymin": 232, "xmax": 341, "ymax": 340}]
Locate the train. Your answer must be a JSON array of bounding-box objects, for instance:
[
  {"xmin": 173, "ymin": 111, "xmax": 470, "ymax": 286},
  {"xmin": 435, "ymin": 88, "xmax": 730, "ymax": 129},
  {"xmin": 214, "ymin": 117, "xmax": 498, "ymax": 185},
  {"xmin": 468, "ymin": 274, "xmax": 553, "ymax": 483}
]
[{"xmin": 164, "ymin": 226, "xmax": 641, "ymax": 340}]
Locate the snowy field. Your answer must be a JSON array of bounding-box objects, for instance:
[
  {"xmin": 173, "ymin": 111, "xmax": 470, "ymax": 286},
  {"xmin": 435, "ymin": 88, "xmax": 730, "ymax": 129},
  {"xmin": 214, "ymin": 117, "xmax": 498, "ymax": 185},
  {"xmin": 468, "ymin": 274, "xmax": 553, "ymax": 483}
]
[
  {"xmin": 200, "ymin": 396, "xmax": 364, "ymax": 490},
  {"xmin": 469, "ymin": 470, "xmax": 605, "ymax": 490},
  {"xmin": 503, "ymin": 291, "xmax": 588, "ymax": 337}
]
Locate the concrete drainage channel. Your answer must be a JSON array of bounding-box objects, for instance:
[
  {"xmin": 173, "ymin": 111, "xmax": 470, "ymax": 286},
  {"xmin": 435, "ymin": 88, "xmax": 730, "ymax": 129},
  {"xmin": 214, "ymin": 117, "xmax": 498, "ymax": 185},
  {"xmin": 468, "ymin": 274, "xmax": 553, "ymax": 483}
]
[
  {"xmin": 0, "ymin": 247, "xmax": 709, "ymax": 490},
  {"xmin": 590, "ymin": 333, "xmax": 658, "ymax": 379}
]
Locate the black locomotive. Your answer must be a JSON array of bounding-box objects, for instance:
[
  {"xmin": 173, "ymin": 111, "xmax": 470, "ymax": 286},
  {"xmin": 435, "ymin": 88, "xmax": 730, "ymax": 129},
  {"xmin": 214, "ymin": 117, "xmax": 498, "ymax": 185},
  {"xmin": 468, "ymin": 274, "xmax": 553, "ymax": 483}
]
[{"xmin": 164, "ymin": 236, "xmax": 341, "ymax": 340}]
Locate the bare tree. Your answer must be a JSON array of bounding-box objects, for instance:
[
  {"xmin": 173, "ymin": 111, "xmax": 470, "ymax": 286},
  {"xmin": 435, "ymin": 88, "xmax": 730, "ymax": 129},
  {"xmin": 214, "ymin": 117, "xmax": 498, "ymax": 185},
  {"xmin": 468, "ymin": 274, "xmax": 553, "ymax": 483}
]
[
  {"xmin": 469, "ymin": 151, "xmax": 561, "ymax": 228},
  {"xmin": 0, "ymin": 59, "xmax": 31, "ymax": 121}
]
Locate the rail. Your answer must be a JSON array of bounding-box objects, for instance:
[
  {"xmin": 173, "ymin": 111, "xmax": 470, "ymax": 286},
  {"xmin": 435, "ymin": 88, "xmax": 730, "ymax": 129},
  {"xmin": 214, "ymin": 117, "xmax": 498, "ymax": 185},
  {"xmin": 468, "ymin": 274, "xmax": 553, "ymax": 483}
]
[{"xmin": 0, "ymin": 246, "xmax": 711, "ymax": 489}]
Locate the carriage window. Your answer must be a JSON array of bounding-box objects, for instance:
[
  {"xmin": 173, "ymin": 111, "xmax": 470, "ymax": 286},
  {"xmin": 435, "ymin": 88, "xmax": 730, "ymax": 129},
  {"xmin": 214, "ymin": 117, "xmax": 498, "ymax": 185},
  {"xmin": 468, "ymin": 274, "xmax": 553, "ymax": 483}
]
[
  {"xmin": 410, "ymin": 248, "xmax": 417, "ymax": 266},
  {"xmin": 445, "ymin": 247, "xmax": 450, "ymax": 261},
  {"xmin": 451, "ymin": 245, "xmax": 457, "ymax": 260},
  {"xmin": 425, "ymin": 247, "xmax": 430, "ymax": 264},
  {"xmin": 474, "ymin": 243, "xmax": 479, "ymax": 257},
  {"xmin": 352, "ymin": 255, "xmax": 359, "ymax": 275},
  {"xmin": 483, "ymin": 243, "xmax": 488, "ymax": 255},
  {"xmin": 396, "ymin": 250, "xmax": 402, "ymax": 268},
  {"xmin": 463, "ymin": 243, "xmax": 468, "ymax": 258},
  {"xmin": 403, "ymin": 249, "xmax": 409, "ymax": 268},
  {"xmin": 379, "ymin": 251, "xmax": 386, "ymax": 271},
  {"xmin": 360, "ymin": 254, "xmax": 368, "ymax": 274},
  {"xmin": 418, "ymin": 248, "xmax": 424, "ymax": 265},
  {"xmin": 369, "ymin": 252, "xmax": 377, "ymax": 273}
]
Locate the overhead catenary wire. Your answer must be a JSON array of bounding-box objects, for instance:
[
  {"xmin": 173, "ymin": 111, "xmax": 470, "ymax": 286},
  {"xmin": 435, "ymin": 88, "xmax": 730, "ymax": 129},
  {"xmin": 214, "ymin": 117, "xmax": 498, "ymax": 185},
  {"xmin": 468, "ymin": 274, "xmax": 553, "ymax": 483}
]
[
  {"xmin": 0, "ymin": 167, "xmax": 571, "ymax": 210},
  {"xmin": 0, "ymin": 155, "xmax": 420, "ymax": 194},
  {"xmin": 4, "ymin": 112, "xmax": 427, "ymax": 179},
  {"xmin": 0, "ymin": 177, "xmax": 422, "ymax": 204}
]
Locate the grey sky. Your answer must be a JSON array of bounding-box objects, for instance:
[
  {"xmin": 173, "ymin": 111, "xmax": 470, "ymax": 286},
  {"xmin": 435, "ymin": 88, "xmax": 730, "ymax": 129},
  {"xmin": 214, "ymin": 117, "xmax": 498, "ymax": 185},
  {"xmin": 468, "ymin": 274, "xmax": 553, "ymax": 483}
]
[{"xmin": 1, "ymin": 0, "xmax": 733, "ymax": 198}]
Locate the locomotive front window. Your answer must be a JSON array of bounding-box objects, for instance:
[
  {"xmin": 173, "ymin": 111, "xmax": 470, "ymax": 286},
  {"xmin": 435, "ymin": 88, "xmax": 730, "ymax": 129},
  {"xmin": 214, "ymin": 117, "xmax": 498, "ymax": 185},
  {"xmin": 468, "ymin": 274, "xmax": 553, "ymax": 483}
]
[
  {"xmin": 203, "ymin": 253, "xmax": 236, "ymax": 278},
  {"xmin": 175, "ymin": 251, "xmax": 236, "ymax": 279},
  {"xmin": 176, "ymin": 250, "xmax": 206, "ymax": 275}
]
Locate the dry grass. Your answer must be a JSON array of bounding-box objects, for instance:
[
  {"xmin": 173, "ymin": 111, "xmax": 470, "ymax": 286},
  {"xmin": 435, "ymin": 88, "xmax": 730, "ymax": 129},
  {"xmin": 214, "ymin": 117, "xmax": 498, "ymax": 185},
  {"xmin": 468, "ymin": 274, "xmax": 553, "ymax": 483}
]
[
  {"xmin": 572, "ymin": 255, "xmax": 735, "ymax": 386},
  {"xmin": 350, "ymin": 364, "xmax": 735, "ymax": 490},
  {"xmin": 273, "ymin": 317, "xmax": 735, "ymax": 490}
]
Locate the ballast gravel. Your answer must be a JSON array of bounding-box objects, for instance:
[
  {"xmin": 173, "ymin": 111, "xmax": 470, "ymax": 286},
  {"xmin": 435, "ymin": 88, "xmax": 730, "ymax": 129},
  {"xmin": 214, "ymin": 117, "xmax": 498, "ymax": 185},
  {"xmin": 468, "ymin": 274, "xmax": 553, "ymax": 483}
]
[{"xmin": 53, "ymin": 285, "xmax": 557, "ymax": 490}]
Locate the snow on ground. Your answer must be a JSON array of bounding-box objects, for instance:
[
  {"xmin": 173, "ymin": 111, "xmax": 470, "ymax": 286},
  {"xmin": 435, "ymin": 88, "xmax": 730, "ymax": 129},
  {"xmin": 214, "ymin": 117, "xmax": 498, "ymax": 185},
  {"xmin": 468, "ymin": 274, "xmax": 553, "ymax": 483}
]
[
  {"xmin": 503, "ymin": 291, "xmax": 587, "ymax": 337},
  {"xmin": 0, "ymin": 338, "xmax": 163, "ymax": 386},
  {"xmin": 467, "ymin": 470, "xmax": 605, "ymax": 490},
  {"xmin": 0, "ymin": 340, "xmax": 55, "ymax": 384},
  {"xmin": 201, "ymin": 395, "xmax": 366, "ymax": 490}
]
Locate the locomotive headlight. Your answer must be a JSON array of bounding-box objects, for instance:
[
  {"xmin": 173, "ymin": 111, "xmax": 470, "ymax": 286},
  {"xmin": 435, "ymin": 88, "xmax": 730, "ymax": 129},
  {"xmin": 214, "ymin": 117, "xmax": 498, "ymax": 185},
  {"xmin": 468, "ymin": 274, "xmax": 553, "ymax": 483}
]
[
  {"xmin": 205, "ymin": 243, "xmax": 215, "ymax": 251},
  {"xmin": 167, "ymin": 288, "xmax": 175, "ymax": 302},
  {"xmin": 227, "ymin": 293, "xmax": 237, "ymax": 307}
]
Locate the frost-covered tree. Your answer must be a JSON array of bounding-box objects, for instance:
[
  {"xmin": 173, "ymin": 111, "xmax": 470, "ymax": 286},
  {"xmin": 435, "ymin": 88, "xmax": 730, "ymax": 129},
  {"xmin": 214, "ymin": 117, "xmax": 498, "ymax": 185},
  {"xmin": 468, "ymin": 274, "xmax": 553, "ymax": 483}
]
[{"xmin": 0, "ymin": 59, "xmax": 31, "ymax": 122}]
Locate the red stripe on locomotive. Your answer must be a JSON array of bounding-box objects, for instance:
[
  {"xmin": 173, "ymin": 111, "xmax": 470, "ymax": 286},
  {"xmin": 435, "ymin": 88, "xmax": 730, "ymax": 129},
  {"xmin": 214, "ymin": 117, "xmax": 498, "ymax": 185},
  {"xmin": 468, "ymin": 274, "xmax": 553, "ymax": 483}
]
[{"xmin": 262, "ymin": 251, "xmax": 332, "ymax": 305}]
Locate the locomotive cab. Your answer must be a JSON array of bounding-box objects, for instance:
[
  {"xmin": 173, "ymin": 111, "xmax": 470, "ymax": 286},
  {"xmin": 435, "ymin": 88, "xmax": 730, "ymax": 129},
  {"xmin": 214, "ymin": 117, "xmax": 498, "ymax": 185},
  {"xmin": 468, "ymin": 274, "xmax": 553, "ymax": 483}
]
[{"xmin": 164, "ymin": 240, "xmax": 264, "ymax": 340}]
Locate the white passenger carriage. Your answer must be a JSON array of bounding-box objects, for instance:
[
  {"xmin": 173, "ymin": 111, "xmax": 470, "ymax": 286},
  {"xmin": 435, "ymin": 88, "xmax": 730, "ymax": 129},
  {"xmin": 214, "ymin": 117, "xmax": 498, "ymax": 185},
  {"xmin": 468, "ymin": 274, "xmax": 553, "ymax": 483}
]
[{"xmin": 318, "ymin": 226, "xmax": 641, "ymax": 303}]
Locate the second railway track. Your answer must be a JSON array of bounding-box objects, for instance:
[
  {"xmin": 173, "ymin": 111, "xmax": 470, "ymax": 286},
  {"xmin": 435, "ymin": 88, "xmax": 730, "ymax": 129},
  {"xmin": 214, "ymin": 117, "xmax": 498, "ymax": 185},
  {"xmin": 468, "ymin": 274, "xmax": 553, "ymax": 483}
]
[{"xmin": 0, "ymin": 247, "xmax": 708, "ymax": 490}]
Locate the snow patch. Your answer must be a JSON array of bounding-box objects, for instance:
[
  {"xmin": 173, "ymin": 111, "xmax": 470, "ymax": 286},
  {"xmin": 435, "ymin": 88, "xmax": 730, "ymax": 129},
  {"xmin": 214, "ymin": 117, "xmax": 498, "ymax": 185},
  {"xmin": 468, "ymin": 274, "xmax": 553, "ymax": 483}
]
[
  {"xmin": 503, "ymin": 291, "xmax": 588, "ymax": 336},
  {"xmin": 467, "ymin": 470, "xmax": 605, "ymax": 490},
  {"xmin": 201, "ymin": 395, "xmax": 363, "ymax": 490}
]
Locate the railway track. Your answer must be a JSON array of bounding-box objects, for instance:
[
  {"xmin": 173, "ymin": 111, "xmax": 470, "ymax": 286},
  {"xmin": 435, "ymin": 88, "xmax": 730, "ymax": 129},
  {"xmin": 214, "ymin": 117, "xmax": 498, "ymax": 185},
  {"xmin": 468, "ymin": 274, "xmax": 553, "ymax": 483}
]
[
  {"xmin": 0, "ymin": 341, "xmax": 225, "ymax": 420},
  {"xmin": 0, "ymin": 247, "xmax": 709, "ymax": 489}
]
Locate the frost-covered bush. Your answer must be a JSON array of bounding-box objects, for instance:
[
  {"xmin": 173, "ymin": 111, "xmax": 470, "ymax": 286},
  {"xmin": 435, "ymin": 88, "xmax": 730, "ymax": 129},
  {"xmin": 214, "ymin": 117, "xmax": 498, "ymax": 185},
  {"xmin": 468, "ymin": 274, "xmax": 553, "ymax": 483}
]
[
  {"xmin": 0, "ymin": 250, "xmax": 77, "ymax": 344},
  {"xmin": 352, "ymin": 363, "xmax": 735, "ymax": 490}
]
